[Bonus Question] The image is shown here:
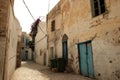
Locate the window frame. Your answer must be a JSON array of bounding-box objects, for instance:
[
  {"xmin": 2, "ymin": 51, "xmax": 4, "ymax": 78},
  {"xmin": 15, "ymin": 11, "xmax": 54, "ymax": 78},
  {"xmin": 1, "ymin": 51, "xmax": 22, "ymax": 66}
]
[
  {"xmin": 91, "ymin": 0, "xmax": 106, "ymax": 17},
  {"xmin": 51, "ymin": 20, "xmax": 55, "ymax": 32}
]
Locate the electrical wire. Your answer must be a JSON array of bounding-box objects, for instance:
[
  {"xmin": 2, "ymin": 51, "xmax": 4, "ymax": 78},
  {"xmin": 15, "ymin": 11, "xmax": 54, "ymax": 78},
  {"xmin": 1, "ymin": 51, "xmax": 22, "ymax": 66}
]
[
  {"xmin": 23, "ymin": 0, "xmax": 35, "ymax": 20},
  {"xmin": 38, "ymin": 23, "xmax": 47, "ymax": 36},
  {"xmin": 22, "ymin": 0, "xmax": 47, "ymax": 36},
  {"xmin": 29, "ymin": 35, "xmax": 47, "ymax": 46},
  {"xmin": 35, "ymin": 35, "xmax": 47, "ymax": 44},
  {"xmin": 48, "ymin": 0, "xmax": 50, "ymax": 13}
]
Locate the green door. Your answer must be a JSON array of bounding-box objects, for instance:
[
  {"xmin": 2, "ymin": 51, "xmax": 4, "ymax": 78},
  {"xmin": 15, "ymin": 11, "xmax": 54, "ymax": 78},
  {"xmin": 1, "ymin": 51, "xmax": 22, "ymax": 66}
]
[{"xmin": 78, "ymin": 41, "xmax": 94, "ymax": 78}]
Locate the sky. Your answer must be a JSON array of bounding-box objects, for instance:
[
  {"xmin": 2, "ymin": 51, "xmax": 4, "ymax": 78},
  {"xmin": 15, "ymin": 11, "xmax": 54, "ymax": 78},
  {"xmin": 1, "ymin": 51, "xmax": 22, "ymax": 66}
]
[{"xmin": 14, "ymin": 0, "xmax": 60, "ymax": 33}]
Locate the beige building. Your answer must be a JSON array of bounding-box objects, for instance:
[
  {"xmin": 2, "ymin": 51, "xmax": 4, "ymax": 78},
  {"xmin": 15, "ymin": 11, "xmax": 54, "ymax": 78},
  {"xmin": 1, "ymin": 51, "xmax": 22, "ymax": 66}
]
[
  {"xmin": 35, "ymin": 22, "xmax": 48, "ymax": 66},
  {"xmin": 47, "ymin": 0, "xmax": 120, "ymax": 80},
  {"xmin": 0, "ymin": 0, "xmax": 22, "ymax": 80}
]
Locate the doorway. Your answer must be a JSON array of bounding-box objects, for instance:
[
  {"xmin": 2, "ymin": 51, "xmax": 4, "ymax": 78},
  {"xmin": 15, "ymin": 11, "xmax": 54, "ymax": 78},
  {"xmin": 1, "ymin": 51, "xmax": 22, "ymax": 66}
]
[
  {"xmin": 62, "ymin": 34, "xmax": 68, "ymax": 65},
  {"xmin": 78, "ymin": 41, "xmax": 94, "ymax": 78},
  {"xmin": 44, "ymin": 53, "xmax": 46, "ymax": 66}
]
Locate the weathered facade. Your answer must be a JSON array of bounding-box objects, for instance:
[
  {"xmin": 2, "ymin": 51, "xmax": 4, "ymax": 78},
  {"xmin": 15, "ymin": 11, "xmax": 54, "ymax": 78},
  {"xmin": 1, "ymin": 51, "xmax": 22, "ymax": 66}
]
[
  {"xmin": 0, "ymin": 0, "xmax": 21, "ymax": 80},
  {"xmin": 47, "ymin": 0, "xmax": 120, "ymax": 80},
  {"xmin": 35, "ymin": 22, "xmax": 48, "ymax": 66},
  {"xmin": 47, "ymin": 2, "xmax": 62, "ymax": 64}
]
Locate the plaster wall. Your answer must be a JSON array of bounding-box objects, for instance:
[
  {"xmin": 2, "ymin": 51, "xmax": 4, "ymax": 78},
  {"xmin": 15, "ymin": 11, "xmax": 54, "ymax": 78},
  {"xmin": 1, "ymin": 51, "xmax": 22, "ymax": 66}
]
[
  {"xmin": 0, "ymin": 0, "xmax": 21, "ymax": 80},
  {"xmin": 47, "ymin": 0, "xmax": 120, "ymax": 80},
  {"xmin": 35, "ymin": 22, "xmax": 48, "ymax": 65}
]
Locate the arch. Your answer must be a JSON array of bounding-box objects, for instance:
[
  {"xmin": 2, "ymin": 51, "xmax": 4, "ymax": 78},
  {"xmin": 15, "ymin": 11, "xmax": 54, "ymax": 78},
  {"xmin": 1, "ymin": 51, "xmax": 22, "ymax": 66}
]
[{"xmin": 62, "ymin": 34, "xmax": 68, "ymax": 42}]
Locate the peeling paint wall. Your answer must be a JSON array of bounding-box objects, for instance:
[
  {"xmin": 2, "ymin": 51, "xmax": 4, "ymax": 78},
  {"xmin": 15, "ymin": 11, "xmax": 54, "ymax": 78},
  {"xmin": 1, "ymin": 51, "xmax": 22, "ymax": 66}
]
[
  {"xmin": 47, "ymin": 0, "xmax": 120, "ymax": 80},
  {"xmin": 35, "ymin": 22, "xmax": 48, "ymax": 66}
]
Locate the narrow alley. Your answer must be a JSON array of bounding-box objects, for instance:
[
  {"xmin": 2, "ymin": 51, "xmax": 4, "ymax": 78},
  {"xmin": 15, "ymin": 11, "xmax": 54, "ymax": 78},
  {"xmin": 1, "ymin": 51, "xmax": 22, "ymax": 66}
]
[
  {"xmin": 0, "ymin": 0, "xmax": 120, "ymax": 80},
  {"xmin": 11, "ymin": 61, "xmax": 94, "ymax": 80}
]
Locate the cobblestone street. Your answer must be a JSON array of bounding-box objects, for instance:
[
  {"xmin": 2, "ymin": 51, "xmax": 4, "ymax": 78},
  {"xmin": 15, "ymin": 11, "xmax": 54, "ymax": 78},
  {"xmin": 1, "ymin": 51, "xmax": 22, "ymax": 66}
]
[{"xmin": 11, "ymin": 61, "xmax": 95, "ymax": 80}]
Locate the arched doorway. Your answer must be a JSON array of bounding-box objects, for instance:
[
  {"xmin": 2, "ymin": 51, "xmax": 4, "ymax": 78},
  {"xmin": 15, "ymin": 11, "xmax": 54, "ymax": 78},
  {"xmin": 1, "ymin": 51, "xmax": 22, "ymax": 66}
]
[{"xmin": 62, "ymin": 34, "xmax": 68, "ymax": 65}]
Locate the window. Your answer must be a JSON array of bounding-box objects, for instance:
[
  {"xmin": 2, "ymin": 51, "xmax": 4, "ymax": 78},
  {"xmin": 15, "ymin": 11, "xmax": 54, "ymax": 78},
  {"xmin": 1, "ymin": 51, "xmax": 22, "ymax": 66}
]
[
  {"xmin": 22, "ymin": 36, "xmax": 24, "ymax": 43},
  {"xmin": 91, "ymin": 0, "xmax": 106, "ymax": 17},
  {"xmin": 51, "ymin": 20, "xmax": 55, "ymax": 31},
  {"xmin": 40, "ymin": 49, "xmax": 42, "ymax": 56}
]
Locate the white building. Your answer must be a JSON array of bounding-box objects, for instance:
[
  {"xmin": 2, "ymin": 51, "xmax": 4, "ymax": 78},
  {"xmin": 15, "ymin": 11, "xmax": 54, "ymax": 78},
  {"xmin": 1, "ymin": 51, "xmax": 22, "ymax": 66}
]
[{"xmin": 35, "ymin": 22, "xmax": 48, "ymax": 66}]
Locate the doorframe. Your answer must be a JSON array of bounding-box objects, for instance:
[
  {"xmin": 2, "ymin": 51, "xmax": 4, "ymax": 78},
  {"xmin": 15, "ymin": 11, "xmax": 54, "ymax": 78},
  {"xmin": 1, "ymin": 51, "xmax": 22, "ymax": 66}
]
[
  {"xmin": 77, "ymin": 44, "xmax": 82, "ymax": 74},
  {"xmin": 62, "ymin": 34, "xmax": 68, "ymax": 65}
]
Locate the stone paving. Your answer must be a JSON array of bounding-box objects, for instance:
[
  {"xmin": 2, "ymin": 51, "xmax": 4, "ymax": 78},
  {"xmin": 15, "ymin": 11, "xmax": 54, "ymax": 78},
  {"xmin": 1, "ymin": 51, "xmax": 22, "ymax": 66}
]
[{"xmin": 11, "ymin": 61, "xmax": 95, "ymax": 80}]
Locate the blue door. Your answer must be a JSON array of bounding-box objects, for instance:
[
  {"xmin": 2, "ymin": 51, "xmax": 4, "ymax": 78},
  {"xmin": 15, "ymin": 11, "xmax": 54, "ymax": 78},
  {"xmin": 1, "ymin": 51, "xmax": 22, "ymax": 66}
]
[
  {"xmin": 78, "ymin": 41, "xmax": 94, "ymax": 78},
  {"xmin": 87, "ymin": 42, "xmax": 94, "ymax": 77},
  {"xmin": 78, "ymin": 43, "xmax": 88, "ymax": 76},
  {"xmin": 62, "ymin": 41, "xmax": 68, "ymax": 65}
]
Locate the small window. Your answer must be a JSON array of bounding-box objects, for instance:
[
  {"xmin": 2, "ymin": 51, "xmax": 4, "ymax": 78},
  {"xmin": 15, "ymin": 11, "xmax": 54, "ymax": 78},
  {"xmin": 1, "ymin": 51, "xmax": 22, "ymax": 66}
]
[
  {"xmin": 51, "ymin": 20, "xmax": 55, "ymax": 31},
  {"xmin": 22, "ymin": 36, "xmax": 24, "ymax": 43},
  {"xmin": 91, "ymin": 0, "xmax": 106, "ymax": 17}
]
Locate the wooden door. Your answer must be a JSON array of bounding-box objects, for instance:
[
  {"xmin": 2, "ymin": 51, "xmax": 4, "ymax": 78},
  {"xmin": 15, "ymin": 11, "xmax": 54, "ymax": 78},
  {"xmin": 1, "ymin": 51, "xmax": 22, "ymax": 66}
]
[
  {"xmin": 78, "ymin": 41, "xmax": 94, "ymax": 78},
  {"xmin": 87, "ymin": 42, "xmax": 94, "ymax": 77},
  {"xmin": 78, "ymin": 43, "xmax": 88, "ymax": 76}
]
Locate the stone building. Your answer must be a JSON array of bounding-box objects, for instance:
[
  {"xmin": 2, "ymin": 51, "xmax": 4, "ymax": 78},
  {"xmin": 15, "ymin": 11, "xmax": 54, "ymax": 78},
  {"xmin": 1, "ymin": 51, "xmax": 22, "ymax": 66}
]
[
  {"xmin": 21, "ymin": 32, "xmax": 32, "ymax": 61},
  {"xmin": 47, "ymin": 0, "xmax": 120, "ymax": 80},
  {"xmin": 0, "ymin": 0, "xmax": 22, "ymax": 80},
  {"xmin": 35, "ymin": 22, "xmax": 48, "ymax": 66}
]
